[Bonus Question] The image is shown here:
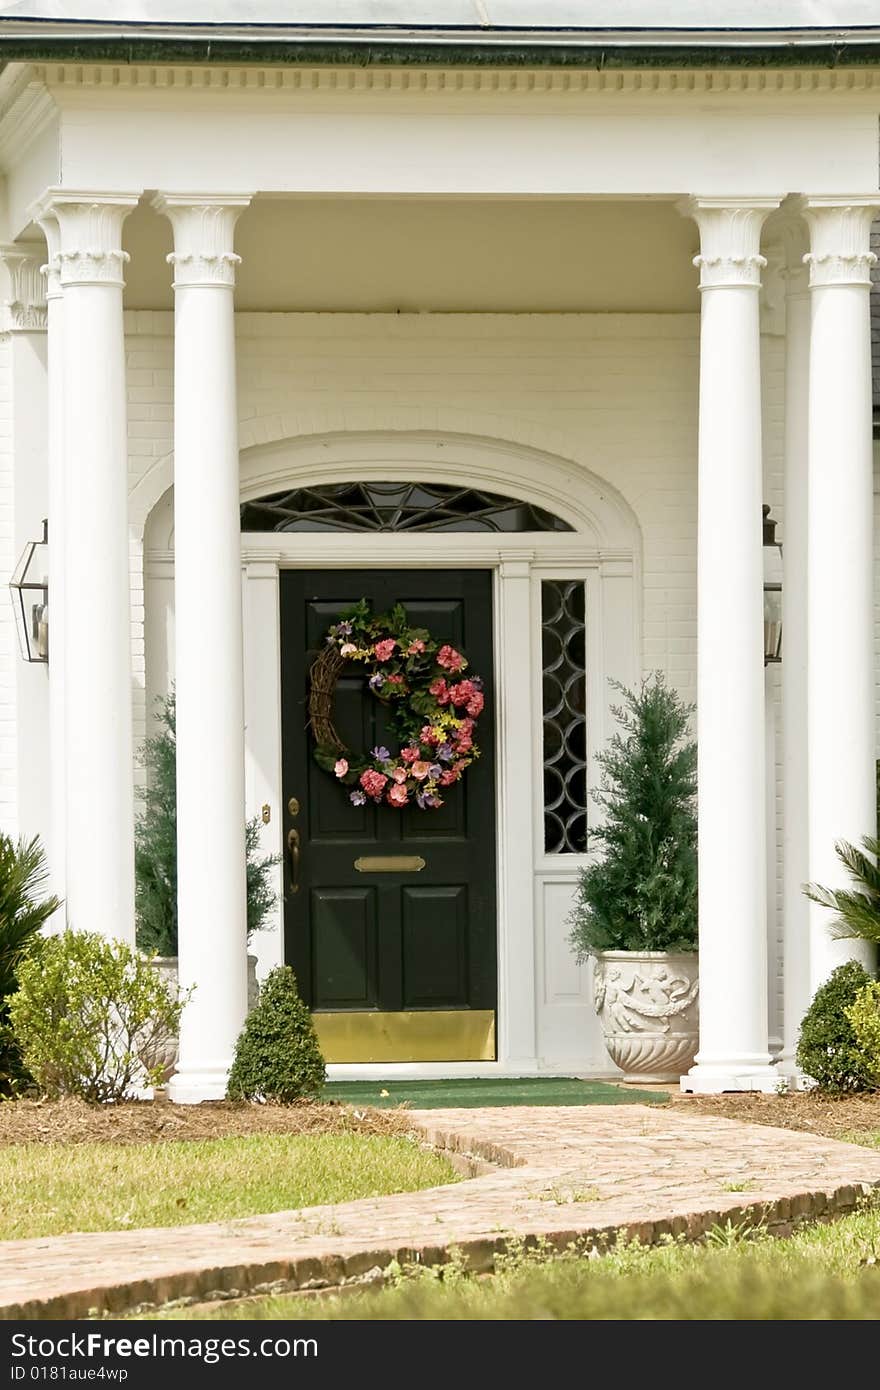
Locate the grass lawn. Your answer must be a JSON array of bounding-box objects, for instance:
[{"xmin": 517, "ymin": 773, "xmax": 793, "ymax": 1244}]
[
  {"xmin": 160, "ymin": 1200, "xmax": 880, "ymax": 1321},
  {"xmin": 0, "ymin": 1132, "xmax": 458, "ymax": 1241}
]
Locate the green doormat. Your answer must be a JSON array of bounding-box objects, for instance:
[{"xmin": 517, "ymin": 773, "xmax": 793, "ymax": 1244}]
[{"xmin": 324, "ymin": 1077, "xmax": 667, "ymax": 1109}]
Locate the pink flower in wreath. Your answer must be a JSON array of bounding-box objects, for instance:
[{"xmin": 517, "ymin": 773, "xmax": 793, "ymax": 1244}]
[
  {"xmin": 360, "ymin": 769, "xmax": 388, "ymax": 799},
  {"xmin": 449, "ymin": 681, "xmax": 473, "ymax": 707},
  {"xmin": 453, "ymin": 758, "xmax": 469, "ymax": 775},
  {"xmin": 374, "ymin": 638, "xmax": 396, "ymax": 661},
  {"xmin": 386, "ymin": 673, "xmax": 404, "ymax": 686},
  {"xmin": 339, "ymin": 642, "xmax": 357, "ymax": 657},
  {"xmin": 334, "ymin": 758, "xmax": 349, "ymax": 779},
  {"xmin": 392, "ymin": 765, "xmax": 408, "ymax": 783},
  {"xmin": 466, "ymin": 691, "xmax": 484, "ymax": 718},
  {"xmin": 429, "ymin": 677, "xmax": 451, "ymax": 705},
  {"xmin": 411, "ymin": 761, "xmax": 432, "ymax": 781},
  {"xmin": 420, "ymin": 725, "xmax": 441, "ymax": 746},
  {"xmin": 387, "ymin": 783, "xmax": 409, "ymax": 807},
  {"xmin": 406, "ymin": 639, "xmax": 426, "ymax": 655},
  {"xmin": 439, "ymin": 768, "xmax": 458, "ymax": 787},
  {"xmin": 437, "ymin": 645, "xmax": 464, "ymax": 672},
  {"xmin": 401, "ymin": 745, "xmax": 420, "ymax": 763}
]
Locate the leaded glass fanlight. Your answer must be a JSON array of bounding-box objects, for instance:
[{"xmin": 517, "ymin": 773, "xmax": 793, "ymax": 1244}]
[{"xmin": 241, "ymin": 481, "xmax": 575, "ymax": 534}]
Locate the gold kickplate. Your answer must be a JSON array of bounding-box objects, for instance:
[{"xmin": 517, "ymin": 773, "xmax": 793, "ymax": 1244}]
[
  {"xmin": 354, "ymin": 855, "xmax": 426, "ymax": 874},
  {"xmin": 312, "ymin": 1009, "xmax": 496, "ymax": 1063}
]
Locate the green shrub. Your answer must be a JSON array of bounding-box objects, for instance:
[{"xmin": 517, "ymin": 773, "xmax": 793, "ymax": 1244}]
[
  {"xmin": 227, "ymin": 966, "xmax": 325, "ymax": 1103},
  {"xmin": 567, "ymin": 675, "xmax": 698, "ymax": 956},
  {"xmin": 845, "ymin": 981, "xmax": 880, "ymax": 1087},
  {"xmin": 135, "ymin": 691, "xmax": 280, "ymax": 955},
  {"xmin": 8, "ymin": 929, "xmax": 187, "ymax": 1103},
  {"xmin": 0, "ymin": 834, "xmax": 60, "ymax": 1098},
  {"xmin": 796, "ymin": 961, "xmax": 878, "ymax": 1093}
]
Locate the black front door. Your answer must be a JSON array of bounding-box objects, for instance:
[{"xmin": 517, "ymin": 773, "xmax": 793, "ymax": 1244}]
[{"xmin": 280, "ymin": 570, "xmax": 497, "ymax": 1062}]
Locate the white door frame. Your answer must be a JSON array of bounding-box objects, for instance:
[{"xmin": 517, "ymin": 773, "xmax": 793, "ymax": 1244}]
[{"xmin": 140, "ymin": 431, "xmax": 642, "ymax": 1077}]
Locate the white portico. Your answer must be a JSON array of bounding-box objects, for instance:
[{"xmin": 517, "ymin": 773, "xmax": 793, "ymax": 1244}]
[{"xmin": 1, "ymin": 4, "xmax": 879, "ymax": 1099}]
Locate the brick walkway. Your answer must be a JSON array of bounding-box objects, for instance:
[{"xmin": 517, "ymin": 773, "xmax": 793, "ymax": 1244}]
[{"xmin": 4, "ymin": 1104, "xmax": 880, "ymax": 1319}]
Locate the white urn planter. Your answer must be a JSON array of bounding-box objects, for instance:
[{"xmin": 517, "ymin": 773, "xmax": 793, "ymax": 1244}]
[
  {"xmin": 593, "ymin": 950, "xmax": 699, "ymax": 1083},
  {"xmin": 153, "ymin": 952, "xmax": 260, "ymax": 1082}
]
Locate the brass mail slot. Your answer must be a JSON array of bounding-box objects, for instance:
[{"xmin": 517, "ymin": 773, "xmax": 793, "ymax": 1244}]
[{"xmin": 354, "ymin": 855, "xmax": 426, "ymax": 874}]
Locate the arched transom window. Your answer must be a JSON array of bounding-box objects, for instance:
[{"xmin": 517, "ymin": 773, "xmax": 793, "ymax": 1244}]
[{"xmin": 240, "ymin": 481, "xmax": 575, "ymax": 534}]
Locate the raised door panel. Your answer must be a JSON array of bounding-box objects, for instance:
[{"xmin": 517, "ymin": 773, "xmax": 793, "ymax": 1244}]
[
  {"xmin": 310, "ymin": 886, "xmax": 379, "ymax": 1010},
  {"xmin": 401, "ymin": 884, "xmax": 469, "ymax": 1009}
]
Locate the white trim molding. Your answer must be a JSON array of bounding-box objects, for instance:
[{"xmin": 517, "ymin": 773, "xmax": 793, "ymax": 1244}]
[{"xmin": 139, "ymin": 428, "xmax": 642, "ymax": 1077}]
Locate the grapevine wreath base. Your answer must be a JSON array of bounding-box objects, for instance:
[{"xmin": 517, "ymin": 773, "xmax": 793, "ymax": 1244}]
[{"xmin": 309, "ymin": 600, "xmax": 484, "ymax": 811}]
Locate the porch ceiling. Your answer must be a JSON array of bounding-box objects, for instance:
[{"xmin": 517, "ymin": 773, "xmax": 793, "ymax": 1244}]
[{"xmin": 122, "ymin": 196, "xmax": 701, "ymax": 314}]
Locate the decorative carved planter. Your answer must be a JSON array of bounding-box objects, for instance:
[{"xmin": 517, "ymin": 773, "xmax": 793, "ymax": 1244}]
[
  {"xmin": 593, "ymin": 950, "xmax": 699, "ymax": 1083},
  {"xmin": 153, "ymin": 953, "xmax": 260, "ymax": 1082}
]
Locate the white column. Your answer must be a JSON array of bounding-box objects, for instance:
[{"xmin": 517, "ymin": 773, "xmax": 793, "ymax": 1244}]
[
  {"xmin": 48, "ymin": 194, "xmax": 139, "ymax": 943},
  {"xmin": 778, "ymin": 219, "xmax": 812, "ymax": 1076},
  {"xmin": 0, "ymin": 245, "xmax": 49, "ymax": 849},
  {"xmin": 30, "ymin": 207, "xmax": 67, "ymax": 914},
  {"xmin": 153, "ymin": 194, "xmax": 252, "ymax": 1104},
  {"xmin": 680, "ymin": 197, "xmax": 781, "ymax": 1094},
  {"xmin": 804, "ymin": 199, "xmax": 879, "ymax": 989}
]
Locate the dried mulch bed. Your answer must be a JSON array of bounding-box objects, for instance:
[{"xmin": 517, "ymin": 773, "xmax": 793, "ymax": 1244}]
[
  {"xmin": 0, "ymin": 1098, "xmax": 413, "ymax": 1148},
  {"xmin": 671, "ymin": 1091, "xmax": 880, "ymax": 1143},
  {"xmin": 4, "ymin": 1089, "xmax": 880, "ymax": 1150}
]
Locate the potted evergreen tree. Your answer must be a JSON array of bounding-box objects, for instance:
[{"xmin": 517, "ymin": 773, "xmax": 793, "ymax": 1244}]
[
  {"xmin": 136, "ymin": 692, "xmax": 279, "ymax": 1074},
  {"xmin": 568, "ymin": 675, "xmax": 699, "ymax": 1082}
]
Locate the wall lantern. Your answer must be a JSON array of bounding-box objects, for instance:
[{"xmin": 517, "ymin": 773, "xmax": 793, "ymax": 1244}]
[
  {"xmin": 763, "ymin": 504, "xmax": 782, "ymax": 665},
  {"xmin": 9, "ymin": 519, "xmax": 48, "ymax": 663}
]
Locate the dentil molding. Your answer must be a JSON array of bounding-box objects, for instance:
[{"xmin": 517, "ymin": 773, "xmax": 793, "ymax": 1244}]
[
  {"xmin": 152, "ymin": 195, "xmax": 253, "ymax": 289},
  {"xmin": 803, "ymin": 199, "xmax": 880, "ymax": 288},
  {"xmin": 0, "ymin": 243, "xmax": 47, "ymax": 331},
  {"xmin": 28, "ymin": 61, "xmax": 880, "ymax": 98}
]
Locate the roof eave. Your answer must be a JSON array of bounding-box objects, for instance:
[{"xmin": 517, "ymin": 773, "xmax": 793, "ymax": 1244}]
[{"xmin": 1, "ymin": 31, "xmax": 879, "ymax": 68}]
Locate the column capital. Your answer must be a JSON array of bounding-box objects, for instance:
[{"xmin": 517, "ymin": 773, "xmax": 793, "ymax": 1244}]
[
  {"xmin": 679, "ymin": 197, "xmax": 781, "ymax": 290},
  {"xmin": 34, "ymin": 192, "xmax": 139, "ymax": 289},
  {"xmin": 32, "ymin": 210, "xmax": 62, "ymax": 302},
  {"xmin": 152, "ymin": 194, "xmax": 253, "ymax": 288},
  {"xmin": 0, "ymin": 243, "xmax": 47, "ymax": 331},
  {"xmin": 803, "ymin": 197, "xmax": 880, "ymax": 287}
]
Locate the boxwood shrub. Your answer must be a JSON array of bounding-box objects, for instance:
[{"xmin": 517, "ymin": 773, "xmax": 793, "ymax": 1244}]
[{"xmin": 227, "ymin": 966, "xmax": 325, "ymax": 1103}]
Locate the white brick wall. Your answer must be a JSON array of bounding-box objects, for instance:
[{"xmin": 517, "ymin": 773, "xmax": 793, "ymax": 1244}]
[
  {"xmin": 130, "ymin": 311, "xmax": 797, "ymax": 1015},
  {"xmin": 130, "ymin": 308, "xmax": 701, "ymax": 675},
  {"xmin": 0, "ymin": 306, "xmax": 819, "ymax": 1051},
  {"xmin": 0, "ymin": 336, "xmax": 16, "ymax": 836}
]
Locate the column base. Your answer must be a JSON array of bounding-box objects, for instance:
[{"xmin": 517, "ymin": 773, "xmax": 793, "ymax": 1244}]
[
  {"xmin": 167, "ymin": 1065, "xmax": 232, "ymax": 1105},
  {"xmin": 680, "ymin": 1061, "xmax": 782, "ymax": 1095},
  {"xmin": 772, "ymin": 1055, "xmax": 815, "ymax": 1093}
]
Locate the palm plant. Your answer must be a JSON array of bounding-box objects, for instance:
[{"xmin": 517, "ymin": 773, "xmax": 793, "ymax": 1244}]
[
  {"xmin": 0, "ymin": 835, "xmax": 59, "ymax": 1000},
  {"xmin": 0, "ymin": 833, "xmax": 60, "ymax": 1097},
  {"xmin": 805, "ymin": 837, "xmax": 880, "ymax": 945}
]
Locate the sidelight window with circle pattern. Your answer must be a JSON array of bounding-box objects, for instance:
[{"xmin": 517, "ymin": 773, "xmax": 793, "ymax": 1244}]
[{"xmin": 541, "ymin": 579, "xmax": 587, "ymax": 853}]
